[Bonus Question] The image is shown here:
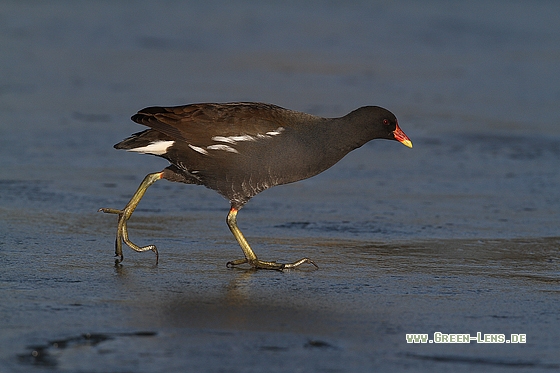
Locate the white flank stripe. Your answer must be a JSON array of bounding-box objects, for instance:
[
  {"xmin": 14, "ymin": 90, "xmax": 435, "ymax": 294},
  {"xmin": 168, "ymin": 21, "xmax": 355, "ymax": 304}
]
[
  {"xmin": 188, "ymin": 144, "xmax": 209, "ymax": 155},
  {"xmin": 207, "ymin": 144, "xmax": 239, "ymax": 153},
  {"xmin": 211, "ymin": 136, "xmax": 237, "ymax": 144},
  {"xmin": 212, "ymin": 128, "xmax": 284, "ymax": 145},
  {"xmin": 129, "ymin": 141, "xmax": 174, "ymax": 155},
  {"xmin": 212, "ymin": 134, "xmax": 255, "ymax": 143},
  {"xmin": 266, "ymin": 127, "xmax": 284, "ymax": 136},
  {"xmin": 228, "ymin": 135, "xmax": 256, "ymax": 142}
]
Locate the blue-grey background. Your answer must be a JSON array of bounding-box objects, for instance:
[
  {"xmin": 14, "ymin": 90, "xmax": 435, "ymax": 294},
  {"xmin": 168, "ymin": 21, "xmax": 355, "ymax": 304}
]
[{"xmin": 1, "ymin": 1, "xmax": 559, "ymax": 372}]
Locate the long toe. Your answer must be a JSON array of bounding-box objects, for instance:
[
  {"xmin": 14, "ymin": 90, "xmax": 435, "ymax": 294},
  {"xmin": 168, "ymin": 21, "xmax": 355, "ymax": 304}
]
[
  {"xmin": 226, "ymin": 257, "xmax": 317, "ymax": 271},
  {"xmin": 282, "ymin": 258, "xmax": 319, "ymax": 269},
  {"xmin": 98, "ymin": 207, "xmax": 123, "ymax": 215}
]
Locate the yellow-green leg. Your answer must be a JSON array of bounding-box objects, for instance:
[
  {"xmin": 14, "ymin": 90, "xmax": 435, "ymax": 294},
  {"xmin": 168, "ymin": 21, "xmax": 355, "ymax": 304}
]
[
  {"xmin": 99, "ymin": 172, "xmax": 163, "ymax": 263},
  {"xmin": 225, "ymin": 207, "xmax": 318, "ymax": 270}
]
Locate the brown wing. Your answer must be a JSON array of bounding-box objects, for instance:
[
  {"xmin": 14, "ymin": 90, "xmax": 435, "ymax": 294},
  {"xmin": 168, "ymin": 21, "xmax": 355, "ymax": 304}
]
[
  {"xmin": 130, "ymin": 102, "xmax": 296, "ymax": 147},
  {"xmin": 127, "ymin": 102, "xmax": 323, "ymax": 206}
]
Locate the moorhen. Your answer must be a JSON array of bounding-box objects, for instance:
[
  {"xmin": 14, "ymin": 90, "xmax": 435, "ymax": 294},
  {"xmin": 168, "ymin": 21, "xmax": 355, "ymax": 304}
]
[{"xmin": 99, "ymin": 102, "xmax": 412, "ymax": 270}]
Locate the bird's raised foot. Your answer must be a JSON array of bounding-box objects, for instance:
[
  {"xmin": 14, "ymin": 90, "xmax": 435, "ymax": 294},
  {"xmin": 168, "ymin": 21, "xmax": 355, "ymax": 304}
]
[
  {"xmin": 98, "ymin": 207, "xmax": 159, "ymax": 264},
  {"xmin": 226, "ymin": 257, "xmax": 318, "ymax": 271},
  {"xmin": 111, "ymin": 238, "xmax": 159, "ymax": 265}
]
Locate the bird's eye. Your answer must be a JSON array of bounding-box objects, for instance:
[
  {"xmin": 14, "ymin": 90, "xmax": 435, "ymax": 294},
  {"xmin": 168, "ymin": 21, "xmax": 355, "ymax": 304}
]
[{"xmin": 383, "ymin": 119, "xmax": 389, "ymax": 125}]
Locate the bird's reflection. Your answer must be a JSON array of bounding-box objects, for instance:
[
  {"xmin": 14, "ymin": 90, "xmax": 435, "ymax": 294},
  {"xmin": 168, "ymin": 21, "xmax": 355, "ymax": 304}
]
[{"xmin": 222, "ymin": 268, "xmax": 260, "ymax": 305}]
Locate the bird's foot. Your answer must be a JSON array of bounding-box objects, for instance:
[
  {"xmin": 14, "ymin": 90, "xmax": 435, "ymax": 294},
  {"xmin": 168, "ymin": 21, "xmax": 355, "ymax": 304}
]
[
  {"xmin": 98, "ymin": 207, "xmax": 159, "ymax": 264},
  {"xmin": 99, "ymin": 172, "xmax": 164, "ymax": 264},
  {"xmin": 226, "ymin": 257, "xmax": 318, "ymax": 271}
]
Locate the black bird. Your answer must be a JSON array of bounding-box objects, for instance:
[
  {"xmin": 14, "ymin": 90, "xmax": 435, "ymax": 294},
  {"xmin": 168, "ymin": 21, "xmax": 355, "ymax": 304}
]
[{"xmin": 99, "ymin": 102, "xmax": 412, "ymax": 269}]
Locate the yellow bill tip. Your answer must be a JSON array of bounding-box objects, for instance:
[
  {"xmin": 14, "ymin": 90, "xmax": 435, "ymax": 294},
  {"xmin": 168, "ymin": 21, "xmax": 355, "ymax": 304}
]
[{"xmin": 400, "ymin": 139, "xmax": 413, "ymax": 148}]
